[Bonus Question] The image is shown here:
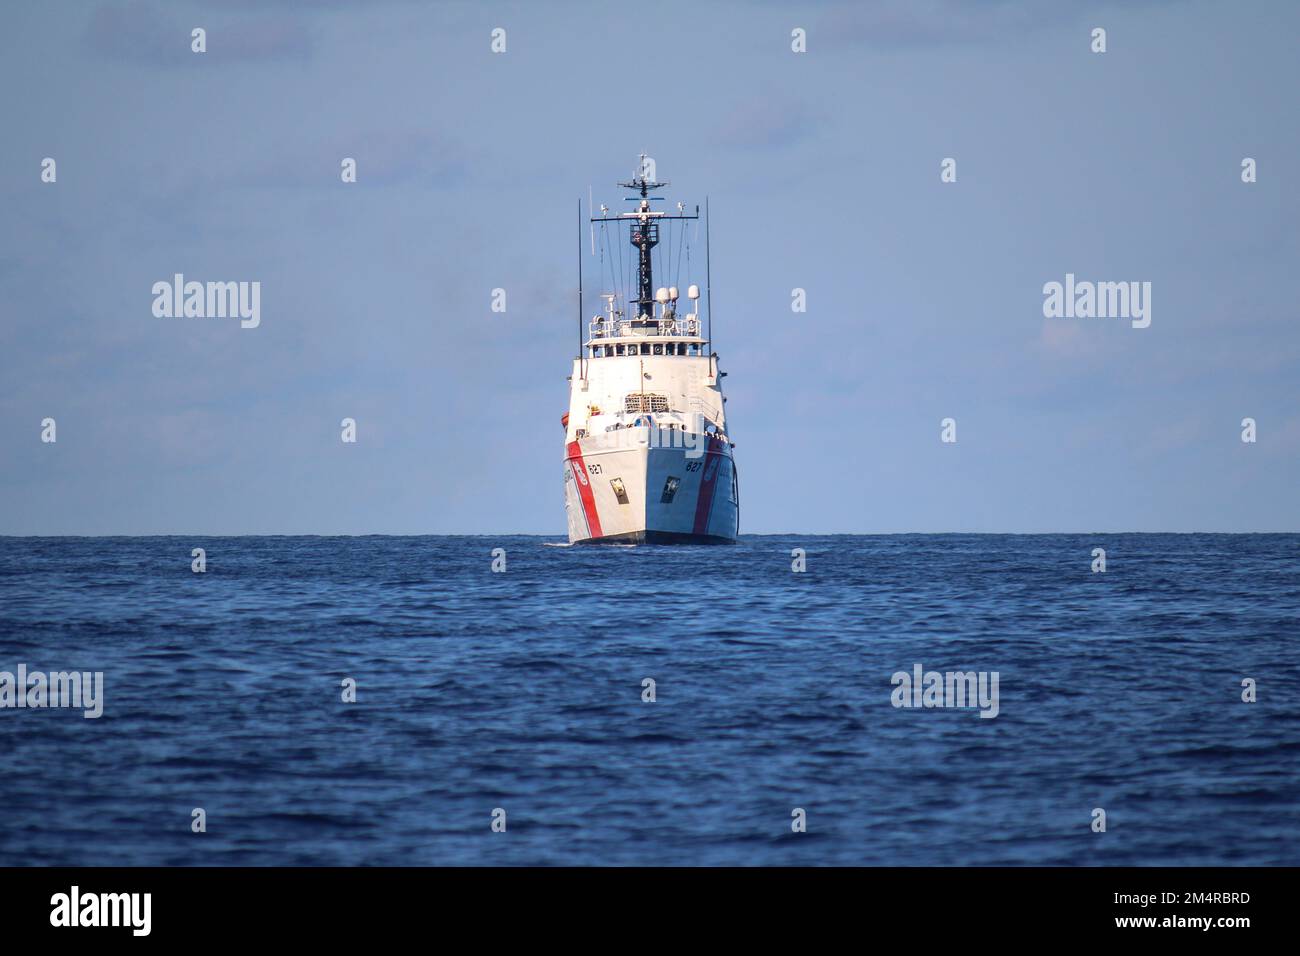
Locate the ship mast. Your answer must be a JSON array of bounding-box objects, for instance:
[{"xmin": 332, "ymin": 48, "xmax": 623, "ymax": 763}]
[
  {"xmin": 591, "ymin": 154, "xmax": 699, "ymax": 324},
  {"xmin": 618, "ymin": 157, "xmax": 668, "ymax": 320}
]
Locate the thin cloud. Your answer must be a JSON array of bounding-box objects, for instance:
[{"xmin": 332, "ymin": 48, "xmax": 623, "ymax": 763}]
[
  {"xmin": 712, "ymin": 97, "xmax": 824, "ymax": 150},
  {"xmin": 814, "ymin": 0, "xmax": 1074, "ymax": 51},
  {"xmin": 85, "ymin": 1, "xmax": 313, "ymax": 65}
]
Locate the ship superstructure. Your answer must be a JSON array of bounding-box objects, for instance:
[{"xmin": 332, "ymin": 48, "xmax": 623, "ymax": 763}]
[{"xmin": 563, "ymin": 157, "xmax": 738, "ymax": 544}]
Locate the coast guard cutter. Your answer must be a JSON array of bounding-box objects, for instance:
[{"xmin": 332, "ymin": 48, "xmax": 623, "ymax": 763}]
[{"xmin": 563, "ymin": 158, "xmax": 739, "ymax": 544}]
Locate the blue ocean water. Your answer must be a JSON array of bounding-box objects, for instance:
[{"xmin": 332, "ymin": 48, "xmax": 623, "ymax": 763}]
[{"xmin": 0, "ymin": 534, "xmax": 1296, "ymax": 866}]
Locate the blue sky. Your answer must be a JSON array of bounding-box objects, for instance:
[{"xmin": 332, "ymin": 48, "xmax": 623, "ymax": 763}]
[{"xmin": 1, "ymin": 0, "xmax": 1296, "ymax": 534}]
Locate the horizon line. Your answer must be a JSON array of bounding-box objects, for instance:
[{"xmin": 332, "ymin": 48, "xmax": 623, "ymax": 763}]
[{"xmin": 2, "ymin": 530, "xmax": 1296, "ymax": 538}]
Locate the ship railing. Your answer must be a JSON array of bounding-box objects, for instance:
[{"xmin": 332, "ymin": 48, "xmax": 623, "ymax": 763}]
[
  {"xmin": 588, "ymin": 317, "xmax": 701, "ymax": 339},
  {"xmin": 654, "ymin": 316, "xmax": 699, "ymax": 336}
]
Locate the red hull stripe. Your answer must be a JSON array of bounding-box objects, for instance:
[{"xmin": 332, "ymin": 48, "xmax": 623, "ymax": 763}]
[
  {"xmin": 692, "ymin": 438, "xmax": 725, "ymax": 536},
  {"xmin": 566, "ymin": 440, "xmax": 603, "ymax": 539}
]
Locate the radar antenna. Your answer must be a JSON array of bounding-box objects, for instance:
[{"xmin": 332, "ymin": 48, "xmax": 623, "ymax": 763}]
[{"xmin": 594, "ymin": 154, "xmax": 697, "ymax": 321}]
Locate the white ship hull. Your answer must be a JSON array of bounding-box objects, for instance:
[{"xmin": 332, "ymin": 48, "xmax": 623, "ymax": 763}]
[{"xmin": 565, "ymin": 428, "xmax": 738, "ymax": 544}]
